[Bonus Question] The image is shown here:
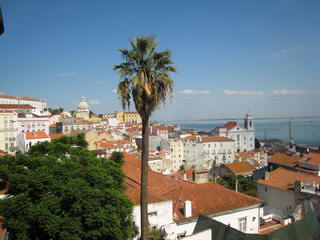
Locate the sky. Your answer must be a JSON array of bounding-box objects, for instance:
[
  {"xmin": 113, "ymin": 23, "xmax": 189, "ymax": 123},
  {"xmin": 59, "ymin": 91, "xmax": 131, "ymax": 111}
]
[{"xmin": 0, "ymin": 0, "xmax": 320, "ymax": 121}]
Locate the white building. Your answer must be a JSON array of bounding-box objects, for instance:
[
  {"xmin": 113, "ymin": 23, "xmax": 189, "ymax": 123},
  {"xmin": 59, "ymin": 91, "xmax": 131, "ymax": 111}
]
[
  {"xmin": 257, "ymin": 168, "xmax": 320, "ymax": 217},
  {"xmin": 75, "ymin": 97, "xmax": 90, "ymax": 120},
  {"xmin": 56, "ymin": 118, "xmax": 92, "ymax": 135},
  {"xmin": 0, "ymin": 94, "xmax": 47, "ymax": 111},
  {"xmin": 107, "ymin": 117, "xmax": 119, "ymax": 127},
  {"xmin": 168, "ymin": 136, "xmax": 236, "ymax": 172},
  {"xmin": 124, "ymin": 153, "xmax": 263, "ymax": 239},
  {"xmin": 17, "ymin": 131, "xmax": 50, "ymax": 153},
  {"xmin": 17, "ymin": 112, "xmax": 49, "ymax": 135},
  {"xmin": 0, "ymin": 110, "xmax": 18, "ymax": 154},
  {"xmin": 168, "ymin": 139, "xmax": 185, "ymax": 171},
  {"xmin": 212, "ymin": 114, "xmax": 255, "ymax": 152}
]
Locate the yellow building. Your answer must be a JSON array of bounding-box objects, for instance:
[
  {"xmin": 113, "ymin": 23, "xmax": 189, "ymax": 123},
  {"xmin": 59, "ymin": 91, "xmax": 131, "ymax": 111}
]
[
  {"xmin": 116, "ymin": 111, "xmax": 125, "ymax": 123},
  {"xmin": 89, "ymin": 116, "xmax": 102, "ymax": 122},
  {"xmin": 104, "ymin": 111, "xmax": 142, "ymax": 124},
  {"xmin": 103, "ymin": 113, "xmax": 116, "ymax": 119},
  {"xmin": 124, "ymin": 112, "xmax": 142, "ymax": 124}
]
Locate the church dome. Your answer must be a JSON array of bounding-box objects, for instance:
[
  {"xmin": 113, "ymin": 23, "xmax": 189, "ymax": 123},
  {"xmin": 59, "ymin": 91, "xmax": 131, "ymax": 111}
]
[{"xmin": 77, "ymin": 97, "xmax": 89, "ymax": 111}]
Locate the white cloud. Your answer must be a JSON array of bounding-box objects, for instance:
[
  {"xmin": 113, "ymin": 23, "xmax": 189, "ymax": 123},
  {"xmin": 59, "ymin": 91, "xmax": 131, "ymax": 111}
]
[
  {"xmin": 272, "ymin": 49, "xmax": 287, "ymax": 58},
  {"xmin": 223, "ymin": 90, "xmax": 264, "ymax": 96},
  {"xmin": 180, "ymin": 89, "xmax": 210, "ymax": 95},
  {"xmin": 88, "ymin": 99, "xmax": 101, "ymax": 105},
  {"xmin": 269, "ymin": 88, "xmax": 304, "ymax": 95},
  {"xmin": 94, "ymin": 80, "xmax": 105, "ymax": 85},
  {"xmin": 112, "ymin": 89, "xmax": 117, "ymax": 93},
  {"xmin": 56, "ymin": 72, "xmax": 77, "ymax": 77}
]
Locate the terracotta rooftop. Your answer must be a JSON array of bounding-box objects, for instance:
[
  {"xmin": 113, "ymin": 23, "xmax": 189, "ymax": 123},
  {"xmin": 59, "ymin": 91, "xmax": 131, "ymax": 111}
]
[
  {"xmin": 268, "ymin": 152, "xmax": 304, "ymax": 168},
  {"xmin": 0, "ymin": 94, "xmax": 44, "ymax": 102},
  {"xmin": 49, "ymin": 134, "xmax": 65, "ymax": 140},
  {"xmin": 153, "ymin": 125, "xmax": 168, "ymax": 131},
  {"xmin": 0, "ymin": 150, "xmax": 7, "ymax": 156},
  {"xmin": 301, "ymin": 152, "xmax": 320, "ymax": 167},
  {"xmin": 182, "ymin": 135, "xmax": 234, "ymax": 142},
  {"xmin": 123, "ymin": 153, "xmax": 263, "ymax": 222},
  {"xmin": 201, "ymin": 136, "xmax": 234, "ymax": 142},
  {"xmin": 222, "ymin": 121, "xmax": 238, "ymax": 130},
  {"xmin": 25, "ymin": 131, "xmax": 50, "ymax": 140},
  {"xmin": 257, "ymin": 168, "xmax": 320, "ymax": 192},
  {"xmin": 0, "ymin": 110, "xmax": 14, "ymax": 113},
  {"xmin": 224, "ymin": 161, "xmax": 256, "ymax": 175},
  {"xmin": 0, "ymin": 104, "xmax": 35, "ymax": 110}
]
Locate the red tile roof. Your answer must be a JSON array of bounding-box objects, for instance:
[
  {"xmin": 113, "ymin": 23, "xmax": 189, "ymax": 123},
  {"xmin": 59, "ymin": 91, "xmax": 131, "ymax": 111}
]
[
  {"xmin": 123, "ymin": 153, "xmax": 263, "ymax": 221},
  {"xmin": 153, "ymin": 125, "xmax": 169, "ymax": 131},
  {"xmin": 0, "ymin": 94, "xmax": 44, "ymax": 102},
  {"xmin": 0, "ymin": 150, "xmax": 7, "ymax": 156},
  {"xmin": 202, "ymin": 136, "xmax": 234, "ymax": 142},
  {"xmin": 0, "ymin": 104, "xmax": 35, "ymax": 110},
  {"xmin": 257, "ymin": 168, "xmax": 320, "ymax": 192},
  {"xmin": 224, "ymin": 161, "xmax": 256, "ymax": 175},
  {"xmin": 302, "ymin": 152, "xmax": 320, "ymax": 167},
  {"xmin": 25, "ymin": 131, "xmax": 50, "ymax": 140},
  {"xmin": 49, "ymin": 134, "xmax": 65, "ymax": 140},
  {"xmin": 0, "ymin": 110, "xmax": 14, "ymax": 113},
  {"xmin": 268, "ymin": 152, "xmax": 304, "ymax": 168},
  {"xmin": 222, "ymin": 121, "xmax": 238, "ymax": 129}
]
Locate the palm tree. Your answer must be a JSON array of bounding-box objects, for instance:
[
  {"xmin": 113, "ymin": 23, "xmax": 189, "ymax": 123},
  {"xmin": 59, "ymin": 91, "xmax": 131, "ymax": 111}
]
[{"xmin": 114, "ymin": 35, "xmax": 176, "ymax": 240}]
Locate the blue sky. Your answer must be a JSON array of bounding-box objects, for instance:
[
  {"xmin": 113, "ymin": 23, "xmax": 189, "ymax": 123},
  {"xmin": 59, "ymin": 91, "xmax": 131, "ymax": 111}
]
[{"xmin": 0, "ymin": 0, "xmax": 319, "ymax": 121}]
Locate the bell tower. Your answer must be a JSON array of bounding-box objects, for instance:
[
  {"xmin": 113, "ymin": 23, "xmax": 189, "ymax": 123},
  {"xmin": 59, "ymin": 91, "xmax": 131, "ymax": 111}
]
[{"xmin": 244, "ymin": 113, "xmax": 254, "ymax": 130}]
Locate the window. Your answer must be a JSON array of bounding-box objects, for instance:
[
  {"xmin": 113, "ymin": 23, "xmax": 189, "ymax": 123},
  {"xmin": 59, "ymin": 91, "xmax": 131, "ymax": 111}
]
[
  {"xmin": 237, "ymin": 135, "xmax": 240, "ymax": 141},
  {"xmin": 5, "ymin": 143, "xmax": 8, "ymax": 150},
  {"xmin": 265, "ymin": 187, "xmax": 267, "ymax": 192},
  {"xmin": 238, "ymin": 217, "xmax": 247, "ymax": 232}
]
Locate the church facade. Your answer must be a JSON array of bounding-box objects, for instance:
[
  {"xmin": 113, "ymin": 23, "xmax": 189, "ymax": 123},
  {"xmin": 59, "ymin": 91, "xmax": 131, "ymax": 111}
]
[{"xmin": 212, "ymin": 114, "xmax": 255, "ymax": 152}]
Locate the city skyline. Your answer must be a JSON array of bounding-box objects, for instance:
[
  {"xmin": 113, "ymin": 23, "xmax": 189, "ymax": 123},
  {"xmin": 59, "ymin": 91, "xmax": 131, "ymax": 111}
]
[{"xmin": 1, "ymin": 0, "xmax": 320, "ymax": 120}]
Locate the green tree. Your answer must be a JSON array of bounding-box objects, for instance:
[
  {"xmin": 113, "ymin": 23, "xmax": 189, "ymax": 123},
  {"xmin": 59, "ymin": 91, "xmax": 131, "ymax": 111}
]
[
  {"xmin": 215, "ymin": 174, "xmax": 257, "ymax": 196},
  {"xmin": 0, "ymin": 135, "xmax": 136, "ymax": 240},
  {"xmin": 110, "ymin": 152, "xmax": 125, "ymax": 165},
  {"xmin": 114, "ymin": 35, "xmax": 176, "ymax": 239},
  {"xmin": 48, "ymin": 108, "xmax": 64, "ymax": 115}
]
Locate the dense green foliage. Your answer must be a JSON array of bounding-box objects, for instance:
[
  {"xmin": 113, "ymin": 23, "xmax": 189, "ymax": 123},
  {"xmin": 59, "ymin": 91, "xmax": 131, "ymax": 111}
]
[
  {"xmin": 47, "ymin": 108, "xmax": 64, "ymax": 115},
  {"xmin": 113, "ymin": 35, "xmax": 176, "ymax": 119},
  {"xmin": 216, "ymin": 174, "xmax": 257, "ymax": 196},
  {"xmin": 0, "ymin": 135, "xmax": 135, "ymax": 240},
  {"xmin": 110, "ymin": 152, "xmax": 124, "ymax": 165}
]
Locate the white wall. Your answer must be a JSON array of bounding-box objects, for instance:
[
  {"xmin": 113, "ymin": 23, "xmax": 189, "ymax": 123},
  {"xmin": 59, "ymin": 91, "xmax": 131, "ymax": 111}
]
[
  {"xmin": 17, "ymin": 115, "xmax": 49, "ymax": 134},
  {"xmin": 212, "ymin": 205, "xmax": 260, "ymax": 234},
  {"xmin": 257, "ymin": 183, "xmax": 295, "ymax": 216},
  {"xmin": 0, "ymin": 111, "xmax": 18, "ymax": 153},
  {"xmin": 176, "ymin": 204, "xmax": 260, "ymax": 237},
  {"xmin": 133, "ymin": 200, "xmax": 173, "ymax": 239}
]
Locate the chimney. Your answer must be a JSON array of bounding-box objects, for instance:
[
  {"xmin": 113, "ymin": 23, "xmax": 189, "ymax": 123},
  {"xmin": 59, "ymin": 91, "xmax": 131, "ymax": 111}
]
[
  {"xmin": 264, "ymin": 171, "xmax": 270, "ymax": 180},
  {"xmin": 183, "ymin": 173, "xmax": 187, "ymax": 181},
  {"xmin": 184, "ymin": 200, "xmax": 192, "ymax": 218}
]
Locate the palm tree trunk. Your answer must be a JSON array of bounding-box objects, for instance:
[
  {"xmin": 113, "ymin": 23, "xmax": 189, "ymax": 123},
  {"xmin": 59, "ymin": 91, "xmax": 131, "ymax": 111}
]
[{"xmin": 140, "ymin": 116, "xmax": 149, "ymax": 240}]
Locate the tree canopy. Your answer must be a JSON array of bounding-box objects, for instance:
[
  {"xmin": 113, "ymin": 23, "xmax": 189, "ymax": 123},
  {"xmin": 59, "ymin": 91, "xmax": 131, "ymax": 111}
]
[
  {"xmin": 114, "ymin": 35, "xmax": 176, "ymax": 119},
  {"xmin": 0, "ymin": 135, "xmax": 136, "ymax": 240},
  {"xmin": 216, "ymin": 174, "xmax": 257, "ymax": 197},
  {"xmin": 47, "ymin": 108, "xmax": 64, "ymax": 115}
]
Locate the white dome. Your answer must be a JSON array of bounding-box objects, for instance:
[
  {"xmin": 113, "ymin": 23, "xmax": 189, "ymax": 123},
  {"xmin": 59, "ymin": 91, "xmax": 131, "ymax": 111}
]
[{"xmin": 77, "ymin": 97, "xmax": 89, "ymax": 111}]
